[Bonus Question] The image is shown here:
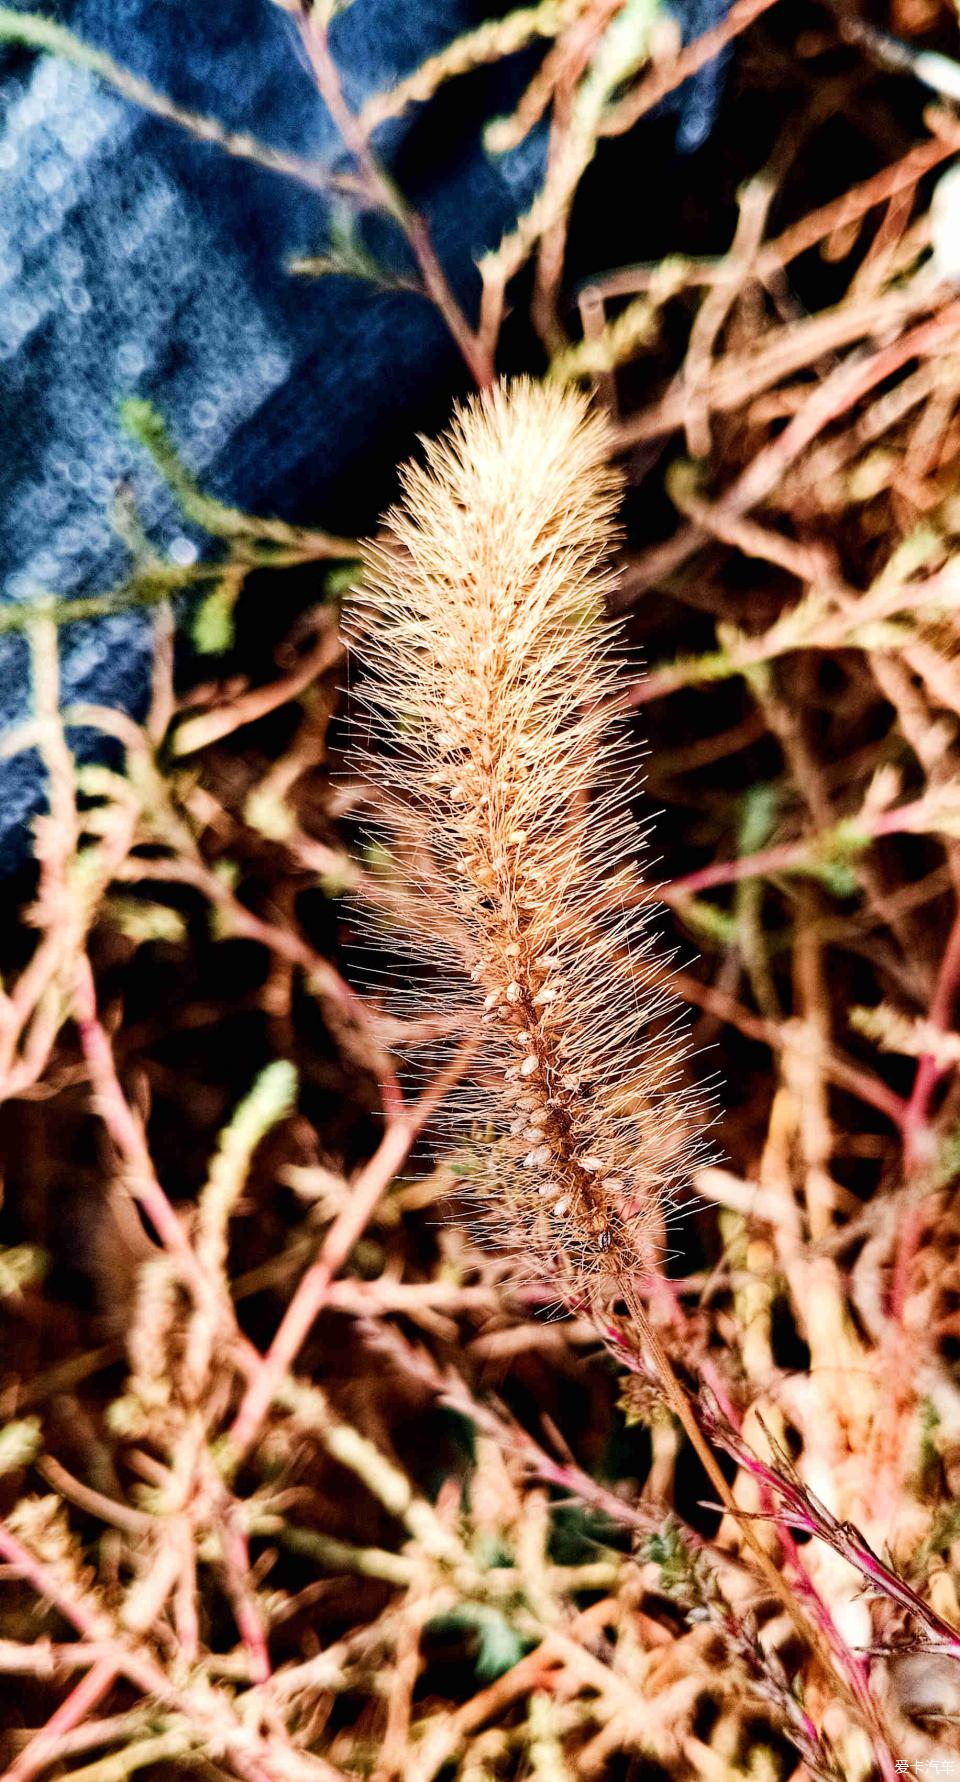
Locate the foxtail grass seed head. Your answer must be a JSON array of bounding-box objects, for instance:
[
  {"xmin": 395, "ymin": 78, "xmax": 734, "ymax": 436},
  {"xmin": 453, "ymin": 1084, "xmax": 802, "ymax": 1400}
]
[{"xmin": 348, "ymin": 379, "xmax": 713, "ymax": 1302}]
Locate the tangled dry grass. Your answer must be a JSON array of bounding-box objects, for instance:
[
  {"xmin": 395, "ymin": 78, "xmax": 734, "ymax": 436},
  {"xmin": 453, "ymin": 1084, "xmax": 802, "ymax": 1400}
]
[{"xmin": 4, "ymin": 2, "xmax": 960, "ymax": 1778}]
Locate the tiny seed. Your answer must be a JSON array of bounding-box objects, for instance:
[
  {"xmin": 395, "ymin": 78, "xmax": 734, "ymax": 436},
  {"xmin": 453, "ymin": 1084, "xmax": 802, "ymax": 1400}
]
[
  {"xmin": 505, "ymin": 942, "xmax": 520, "ymax": 958},
  {"xmin": 602, "ymin": 1178, "xmax": 625, "ymax": 1193},
  {"xmin": 483, "ymin": 989, "xmax": 501, "ymax": 1012},
  {"xmin": 505, "ymin": 982, "xmax": 522, "ymax": 1004},
  {"xmin": 533, "ymin": 986, "xmax": 558, "ymax": 1005},
  {"xmin": 553, "ymin": 1197, "xmax": 571, "ymax": 1218},
  {"xmin": 520, "ymin": 1055, "xmax": 539, "ymax": 1078},
  {"xmin": 523, "ymin": 1145, "xmax": 551, "ymax": 1169},
  {"xmin": 580, "ymin": 1155, "xmax": 603, "ymax": 1173}
]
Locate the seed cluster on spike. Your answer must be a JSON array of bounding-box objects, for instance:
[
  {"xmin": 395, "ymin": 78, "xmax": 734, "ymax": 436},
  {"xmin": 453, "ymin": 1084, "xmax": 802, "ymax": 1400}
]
[{"xmin": 349, "ymin": 380, "xmax": 712, "ymax": 1300}]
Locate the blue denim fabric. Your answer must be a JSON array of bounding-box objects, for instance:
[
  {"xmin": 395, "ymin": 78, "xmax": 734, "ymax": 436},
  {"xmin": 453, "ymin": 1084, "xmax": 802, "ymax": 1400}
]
[{"xmin": 0, "ymin": 0, "xmax": 730, "ymax": 864}]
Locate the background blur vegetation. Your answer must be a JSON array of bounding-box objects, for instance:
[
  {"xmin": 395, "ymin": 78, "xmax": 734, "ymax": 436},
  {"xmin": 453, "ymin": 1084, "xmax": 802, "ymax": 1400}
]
[{"xmin": 3, "ymin": 2, "xmax": 960, "ymax": 1778}]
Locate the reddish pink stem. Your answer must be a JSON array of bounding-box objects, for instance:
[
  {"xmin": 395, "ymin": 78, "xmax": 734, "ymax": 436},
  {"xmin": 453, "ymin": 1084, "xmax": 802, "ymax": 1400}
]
[
  {"xmin": 226, "ymin": 1111, "xmax": 417, "ymax": 1460},
  {"xmin": 5, "ymin": 1658, "xmax": 118, "ymax": 1782},
  {"xmin": 900, "ymin": 903, "xmax": 960, "ymax": 1178},
  {"xmin": 771, "ymin": 1517, "xmax": 895, "ymax": 1781},
  {"xmin": 0, "ymin": 1523, "xmax": 164, "ymax": 1703},
  {"xmin": 220, "ymin": 1510, "xmax": 271, "ymax": 1683},
  {"xmin": 72, "ymin": 956, "xmax": 206, "ymax": 1289},
  {"xmin": 299, "ymin": 15, "xmax": 493, "ymax": 389},
  {"xmin": 227, "ymin": 1030, "xmax": 480, "ymax": 1460},
  {"xmin": 660, "ymin": 798, "xmax": 933, "ymax": 902},
  {"xmin": 888, "ymin": 903, "xmax": 960, "ymax": 1356}
]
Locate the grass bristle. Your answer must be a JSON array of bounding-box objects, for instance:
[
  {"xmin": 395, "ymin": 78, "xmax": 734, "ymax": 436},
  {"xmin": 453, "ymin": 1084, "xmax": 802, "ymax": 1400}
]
[{"xmin": 348, "ymin": 380, "xmax": 714, "ymax": 1300}]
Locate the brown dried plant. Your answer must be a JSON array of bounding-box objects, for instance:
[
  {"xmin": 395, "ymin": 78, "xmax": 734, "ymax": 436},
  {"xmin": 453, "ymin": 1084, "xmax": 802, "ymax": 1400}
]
[
  {"xmin": 346, "ymin": 382, "xmax": 823, "ymax": 1646},
  {"xmin": 349, "ymin": 380, "xmax": 712, "ymax": 1304}
]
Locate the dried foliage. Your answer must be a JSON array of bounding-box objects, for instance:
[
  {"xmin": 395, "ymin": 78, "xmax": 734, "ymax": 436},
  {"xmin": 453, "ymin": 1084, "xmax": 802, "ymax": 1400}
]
[{"xmin": 3, "ymin": 5, "xmax": 960, "ymax": 1782}]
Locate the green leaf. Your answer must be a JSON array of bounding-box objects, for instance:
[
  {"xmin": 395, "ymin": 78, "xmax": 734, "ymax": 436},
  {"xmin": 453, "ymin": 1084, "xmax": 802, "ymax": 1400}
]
[
  {"xmin": 192, "ymin": 580, "xmax": 239, "ymax": 654},
  {"xmin": 677, "ymin": 897, "xmax": 738, "ymax": 946},
  {"xmin": 738, "ymin": 783, "xmax": 778, "ymax": 857},
  {"xmin": 107, "ymin": 898, "xmax": 188, "ymax": 946},
  {"xmin": 430, "ymin": 1603, "xmax": 533, "ymax": 1681}
]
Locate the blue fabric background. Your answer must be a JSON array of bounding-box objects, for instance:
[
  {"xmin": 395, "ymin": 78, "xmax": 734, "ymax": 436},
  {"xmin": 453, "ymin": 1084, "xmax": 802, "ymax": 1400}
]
[{"xmin": 0, "ymin": 0, "xmax": 731, "ymax": 863}]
